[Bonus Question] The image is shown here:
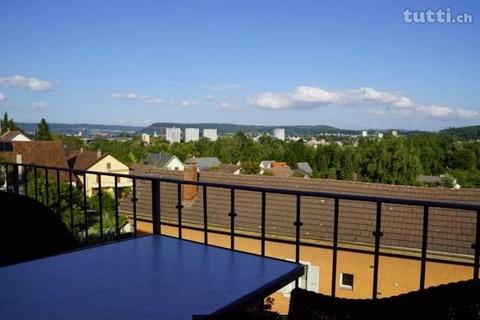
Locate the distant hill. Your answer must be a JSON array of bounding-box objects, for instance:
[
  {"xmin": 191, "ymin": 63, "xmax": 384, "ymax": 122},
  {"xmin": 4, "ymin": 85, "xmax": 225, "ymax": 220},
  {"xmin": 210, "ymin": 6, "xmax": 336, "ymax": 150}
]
[
  {"xmin": 141, "ymin": 122, "xmax": 362, "ymax": 136},
  {"xmin": 440, "ymin": 126, "xmax": 480, "ymax": 140},
  {"xmin": 17, "ymin": 123, "xmax": 143, "ymax": 136}
]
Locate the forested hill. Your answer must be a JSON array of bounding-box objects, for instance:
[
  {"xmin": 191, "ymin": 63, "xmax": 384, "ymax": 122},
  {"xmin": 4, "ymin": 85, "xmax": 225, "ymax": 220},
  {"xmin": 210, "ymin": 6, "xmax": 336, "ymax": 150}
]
[
  {"xmin": 141, "ymin": 123, "xmax": 361, "ymax": 136},
  {"xmin": 440, "ymin": 126, "xmax": 480, "ymax": 140}
]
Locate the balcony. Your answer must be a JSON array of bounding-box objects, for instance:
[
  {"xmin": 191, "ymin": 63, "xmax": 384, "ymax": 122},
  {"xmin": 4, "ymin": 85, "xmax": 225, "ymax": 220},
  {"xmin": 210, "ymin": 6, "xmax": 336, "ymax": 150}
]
[{"xmin": 1, "ymin": 161, "xmax": 479, "ymax": 318}]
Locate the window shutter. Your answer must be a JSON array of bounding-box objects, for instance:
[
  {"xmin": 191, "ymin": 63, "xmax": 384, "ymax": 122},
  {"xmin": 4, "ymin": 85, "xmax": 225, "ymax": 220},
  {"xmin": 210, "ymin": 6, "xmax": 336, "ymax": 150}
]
[{"xmin": 307, "ymin": 265, "xmax": 320, "ymax": 292}]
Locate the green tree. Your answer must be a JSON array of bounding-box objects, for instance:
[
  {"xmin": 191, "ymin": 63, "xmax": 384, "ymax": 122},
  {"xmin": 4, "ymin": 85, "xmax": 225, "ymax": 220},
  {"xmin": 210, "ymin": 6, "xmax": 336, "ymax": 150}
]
[{"xmin": 36, "ymin": 118, "xmax": 52, "ymax": 140}]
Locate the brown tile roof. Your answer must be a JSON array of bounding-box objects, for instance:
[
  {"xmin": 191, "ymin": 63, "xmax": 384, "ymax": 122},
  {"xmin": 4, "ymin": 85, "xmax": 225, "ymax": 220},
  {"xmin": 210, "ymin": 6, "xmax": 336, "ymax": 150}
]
[
  {"xmin": 0, "ymin": 141, "xmax": 70, "ymax": 181},
  {"xmin": 266, "ymin": 167, "xmax": 293, "ymax": 177},
  {"xmin": 0, "ymin": 131, "xmax": 26, "ymax": 142},
  {"xmin": 119, "ymin": 172, "xmax": 480, "ymax": 256},
  {"xmin": 67, "ymin": 150, "xmax": 107, "ymax": 170}
]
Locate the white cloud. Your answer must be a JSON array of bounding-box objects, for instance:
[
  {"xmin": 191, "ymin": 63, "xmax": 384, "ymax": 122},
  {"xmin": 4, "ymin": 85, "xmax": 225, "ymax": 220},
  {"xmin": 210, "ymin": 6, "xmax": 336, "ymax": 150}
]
[
  {"xmin": 180, "ymin": 100, "xmax": 197, "ymax": 107},
  {"xmin": 0, "ymin": 92, "xmax": 5, "ymax": 102},
  {"xmin": 108, "ymin": 92, "xmax": 166, "ymax": 107},
  {"xmin": 32, "ymin": 101, "xmax": 48, "ymax": 110},
  {"xmin": 0, "ymin": 75, "xmax": 54, "ymax": 91},
  {"xmin": 249, "ymin": 85, "xmax": 478, "ymax": 119}
]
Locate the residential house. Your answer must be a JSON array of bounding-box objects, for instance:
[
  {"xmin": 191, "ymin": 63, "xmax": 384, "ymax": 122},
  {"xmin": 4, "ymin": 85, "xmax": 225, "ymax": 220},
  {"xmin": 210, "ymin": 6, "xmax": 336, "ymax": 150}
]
[
  {"xmin": 119, "ymin": 169, "xmax": 479, "ymax": 314},
  {"xmin": 0, "ymin": 130, "xmax": 31, "ymax": 142},
  {"xmin": 260, "ymin": 161, "xmax": 293, "ymax": 177},
  {"xmin": 259, "ymin": 160, "xmax": 274, "ymax": 169},
  {"xmin": 187, "ymin": 157, "xmax": 221, "ymax": 171},
  {"xmin": 143, "ymin": 152, "xmax": 184, "ymax": 171},
  {"xmin": 0, "ymin": 141, "xmax": 70, "ymax": 190},
  {"xmin": 68, "ymin": 149, "xmax": 132, "ymax": 196}
]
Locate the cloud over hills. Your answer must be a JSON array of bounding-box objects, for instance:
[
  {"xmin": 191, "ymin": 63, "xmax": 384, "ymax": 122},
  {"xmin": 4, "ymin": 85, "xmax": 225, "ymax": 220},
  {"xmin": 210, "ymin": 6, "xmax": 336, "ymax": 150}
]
[{"xmin": 0, "ymin": 75, "xmax": 54, "ymax": 92}]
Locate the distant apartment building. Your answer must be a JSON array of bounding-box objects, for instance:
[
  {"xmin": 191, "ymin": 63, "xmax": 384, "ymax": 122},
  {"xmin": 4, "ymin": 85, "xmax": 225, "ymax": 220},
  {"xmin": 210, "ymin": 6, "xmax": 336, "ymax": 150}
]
[
  {"xmin": 362, "ymin": 130, "xmax": 368, "ymax": 137},
  {"xmin": 203, "ymin": 128, "xmax": 217, "ymax": 141},
  {"xmin": 166, "ymin": 127, "xmax": 181, "ymax": 143},
  {"xmin": 392, "ymin": 130, "xmax": 398, "ymax": 137},
  {"xmin": 273, "ymin": 128, "xmax": 285, "ymax": 141},
  {"xmin": 378, "ymin": 133, "xmax": 384, "ymax": 139},
  {"xmin": 185, "ymin": 128, "xmax": 200, "ymax": 142}
]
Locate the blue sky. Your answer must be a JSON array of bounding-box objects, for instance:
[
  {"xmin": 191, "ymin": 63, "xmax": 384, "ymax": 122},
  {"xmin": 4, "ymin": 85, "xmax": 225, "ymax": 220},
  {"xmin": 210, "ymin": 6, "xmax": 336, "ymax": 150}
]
[{"xmin": 0, "ymin": 0, "xmax": 478, "ymax": 130}]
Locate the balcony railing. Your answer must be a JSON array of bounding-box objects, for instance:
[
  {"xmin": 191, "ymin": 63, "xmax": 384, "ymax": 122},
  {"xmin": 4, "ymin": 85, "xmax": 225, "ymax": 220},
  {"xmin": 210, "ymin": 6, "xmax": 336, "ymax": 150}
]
[{"xmin": 1, "ymin": 161, "xmax": 479, "ymax": 299}]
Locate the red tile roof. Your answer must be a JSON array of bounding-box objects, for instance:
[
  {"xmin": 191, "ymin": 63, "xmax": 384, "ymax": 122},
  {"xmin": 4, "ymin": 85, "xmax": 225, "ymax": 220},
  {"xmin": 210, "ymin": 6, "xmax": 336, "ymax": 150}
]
[
  {"xmin": 67, "ymin": 150, "xmax": 107, "ymax": 170},
  {"xmin": 0, "ymin": 131, "xmax": 27, "ymax": 142}
]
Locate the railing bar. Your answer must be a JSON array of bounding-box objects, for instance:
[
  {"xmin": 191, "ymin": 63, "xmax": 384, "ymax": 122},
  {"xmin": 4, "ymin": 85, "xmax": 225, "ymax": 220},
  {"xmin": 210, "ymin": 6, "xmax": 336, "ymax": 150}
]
[
  {"xmin": 34, "ymin": 166, "xmax": 38, "ymax": 200},
  {"xmin": 83, "ymin": 173, "xmax": 88, "ymax": 247},
  {"xmin": 24, "ymin": 165, "xmax": 28, "ymax": 197},
  {"xmin": 420, "ymin": 206, "xmax": 429, "ymax": 290},
  {"xmin": 294, "ymin": 194, "xmax": 302, "ymax": 288},
  {"xmin": 372, "ymin": 202, "xmax": 383, "ymax": 299},
  {"xmin": 132, "ymin": 178, "xmax": 137, "ymax": 237},
  {"xmin": 177, "ymin": 182, "xmax": 183, "ymax": 239},
  {"xmin": 114, "ymin": 177, "xmax": 120, "ymax": 241},
  {"xmin": 56, "ymin": 169, "xmax": 61, "ymax": 216},
  {"xmin": 151, "ymin": 180, "xmax": 160, "ymax": 235},
  {"xmin": 13, "ymin": 164, "xmax": 19, "ymax": 194},
  {"xmin": 261, "ymin": 191, "xmax": 266, "ymax": 257},
  {"xmin": 230, "ymin": 188, "xmax": 236, "ymax": 250},
  {"xmin": 69, "ymin": 171, "xmax": 74, "ymax": 232},
  {"xmin": 45, "ymin": 168, "xmax": 49, "ymax": 207},
  {"xmin": 4, "ymin": 164, "xmax": 8, "ymax": 192},
  {"xmin": 203, "ymin": 185, "xmax": 208, "ymax": 244},
  {"xmin": 98, "ymin": 174, "xmax": 103, "ymax": 243},
  {"xmin": 331, "ymin": 198, "xmax": 340, "ymax": 297},
  {"xmin": 474, "ymin": 209, "xmax": 480, "ymax": 280}
]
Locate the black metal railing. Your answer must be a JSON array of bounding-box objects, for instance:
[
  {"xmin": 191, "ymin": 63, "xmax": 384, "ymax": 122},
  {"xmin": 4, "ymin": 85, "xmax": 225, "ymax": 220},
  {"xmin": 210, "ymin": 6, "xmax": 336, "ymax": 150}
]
[{"xmin": 1, "ymin": 161, "xmax": 479, "ymax": 299}]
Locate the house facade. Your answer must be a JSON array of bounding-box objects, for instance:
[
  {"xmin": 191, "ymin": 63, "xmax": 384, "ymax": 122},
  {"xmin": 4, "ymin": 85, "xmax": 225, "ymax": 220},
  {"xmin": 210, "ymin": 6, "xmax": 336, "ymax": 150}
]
[
  {"xmin": 68, "ymin": 150, "xmax": 132, "ymax": 196},
  {"xmin": 0, "ymin": 131, "xmax": 31, "ymax": 142}
]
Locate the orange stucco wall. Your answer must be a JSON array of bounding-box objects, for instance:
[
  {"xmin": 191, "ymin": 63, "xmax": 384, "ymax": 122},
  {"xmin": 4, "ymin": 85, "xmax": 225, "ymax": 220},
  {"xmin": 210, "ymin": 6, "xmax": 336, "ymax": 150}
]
[{"xmin": 135, "ymin": 221, "xmax": 473, "ymax": 315}]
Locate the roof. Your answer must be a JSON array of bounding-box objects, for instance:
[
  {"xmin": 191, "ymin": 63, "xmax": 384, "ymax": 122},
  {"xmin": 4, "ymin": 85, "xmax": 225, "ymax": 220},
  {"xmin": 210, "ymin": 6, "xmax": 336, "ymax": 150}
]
[
  {"xmin": 67, "ymin": 150, "xmax": 108, "ymax": 170},
  {"xmin": 0, "ymin": 131, "xmax": 28, "ymax": 142},
  {"xmin": 119, "ymin": 171, "xmax": 480, "ymax": 256},
  {"xmin": 271, "ymin": 162, "xmax": 288, "ymax": 168},
  {"xmin": 417, "ymin": 175, "xmax": 442, "ymax": 184},
  {"xmin": 0, "ymin": 141, "xmax": 70, "ymax": 180},
  {"xmin": 204, "ymin": 164, "xmax": 240, "ymax": 174},
  {"xmin": 188, "ymin": 157, "xmax": 221, "ymax": 170},
  {"xmin": 297, "ymin": 162, "xmax": 313, "ymax": 175},
  {"xmin": 265, "ymin": 167, "xmax": 293, "ymax": 177},
  {"xmin": 143, "ymin": 152, "xmax": 176, "ymax": 167},
  {"xmin": 260, "ymin": 160, "xmax": 274, "ymax": 168}
]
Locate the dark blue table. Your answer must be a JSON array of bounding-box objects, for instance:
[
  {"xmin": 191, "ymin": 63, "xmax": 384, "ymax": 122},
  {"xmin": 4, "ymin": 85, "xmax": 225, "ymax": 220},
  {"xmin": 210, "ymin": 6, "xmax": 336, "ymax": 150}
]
[{"xmin": 0, "ymin": 235, "xmax": 303, "ymax": 320}]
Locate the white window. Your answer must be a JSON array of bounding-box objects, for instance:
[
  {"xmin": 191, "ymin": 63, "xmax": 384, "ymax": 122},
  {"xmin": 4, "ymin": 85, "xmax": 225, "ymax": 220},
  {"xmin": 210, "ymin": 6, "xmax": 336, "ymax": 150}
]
[
  {"xmin": 279, "ymin": 260, "xmax": 319, "ymax": 297},
  {"xmin": 340, "ymin": 273, "xmax": 354, "ymax": 290}
]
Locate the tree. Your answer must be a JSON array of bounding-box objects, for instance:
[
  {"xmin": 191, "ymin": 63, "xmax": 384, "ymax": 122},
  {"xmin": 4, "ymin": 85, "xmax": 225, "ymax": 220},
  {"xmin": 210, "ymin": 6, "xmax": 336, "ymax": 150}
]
[
  {"xmin": 36, "ymin": 118, "xmax": 52, "ymax": 140},
  {"xmin": 0, "ymin": 112, "xmax": 21, "ymax": 134}
]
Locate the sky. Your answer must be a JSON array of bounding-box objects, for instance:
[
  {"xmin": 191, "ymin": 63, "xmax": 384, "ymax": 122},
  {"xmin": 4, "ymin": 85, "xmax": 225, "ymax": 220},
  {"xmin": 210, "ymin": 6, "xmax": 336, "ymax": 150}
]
[{"xmin": 0, "ymin": 0, "xmax": 479, "ymax": 130}]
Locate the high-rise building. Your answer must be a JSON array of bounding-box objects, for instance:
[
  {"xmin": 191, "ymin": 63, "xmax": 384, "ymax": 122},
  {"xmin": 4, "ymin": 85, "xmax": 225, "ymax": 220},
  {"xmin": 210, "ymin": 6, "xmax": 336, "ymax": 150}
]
[
  {"xmin": 166, "ymin": 127, "xmax": 181, "ymax": 143},
  {"xmin": 273, "ymin": 128, "xmax": 285, "ymax": 141},
  {"xmin": 392, "ymin": 130, "xmax": 398, "ymax": 137},
  {"xmin": 185, "ymin": 128, "xmax": 200, "ymax": 142},
  {"xmin": 203, "ymin": 128, "xmax": 217, "ymax": 141},
  {"xmin": 362, "ymin": 130, "xmax": 368, "ymax": 137}
]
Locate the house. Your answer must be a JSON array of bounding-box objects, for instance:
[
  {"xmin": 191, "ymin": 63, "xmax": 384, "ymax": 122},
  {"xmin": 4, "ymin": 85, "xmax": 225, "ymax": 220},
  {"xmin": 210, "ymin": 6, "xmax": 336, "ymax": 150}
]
[
  {"xmin": 143, "ymin": 152, "xmax": 184, "ymax": 171},
  {"xmin": 297, "ymin": 162, "xmax": 313, "ymax": 176},
  {"xmin": 186, "ymin": 157, "xmax": 221, "ymax": 171},
  {"xmin": 67, "ymin": 149, "xmax": 132, "ymax": 196},
  {"xmin": 0, "ymin": 141, "xmax": 70, "ymax": 190},
  {"xmin": 265, "ymin": 166, "xmax": 293, "ymax": 177},
  {"xmin": 259, "ymin": 160, "xmax": 274, "ymax": 169},
  {"xmin": 0, "ymin": 130, "xmax": 31, "ymax": 142},
  {"xmin": 141, "ymin": 133, "xmax": 151, "ymax": 145},
  {"xmin": 119, "ymin": 169, "xmax": 479, "ymax": 314},
  {"xmin": 416, "ymin": 174, "xmax": 461, "ymax": 189}
]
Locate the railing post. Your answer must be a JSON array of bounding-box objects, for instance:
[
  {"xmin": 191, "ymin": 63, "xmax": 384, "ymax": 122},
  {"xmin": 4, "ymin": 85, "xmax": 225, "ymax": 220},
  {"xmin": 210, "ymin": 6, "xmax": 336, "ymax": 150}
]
[
  {"xmin": 176, "ymin": 183, "xmax": 183, "ymax": 239},
  {"xmin": 151, "ymin": 180, "xmax": 160, "ymax": 235},
  {"xmin": 372, "ymin": 202, "xmax": 383, "ymax": 299},
  {"xmin": 420, "ymin": 206, "xmax": 429, "ymax": 290},
  {"xmin": 294, "ymin": 195, "xmax": 303, "ymax": 288},
  {"xmin": 474, "ymin": 209, "xmax": 480, "ymax": 280},
  {"xmin": 114, "ymin": 176, "xmax": 120, "ymax": 240},
  {"xmin": 203, "ymin": 185, "xmax": 208, "ymax": 244},
  {"xmin": 98, "ymin": 174, "xmax": 103, "ymax": 243},
  {"xmin": 261, "ymin": 191, "xmax": 266, "ymax": 257},
  {"xmin": 331, "ymin": 198, "xmax": 340, "ymax": 297},
  {"xmin": 228, "ymin": 188, "xmax": 237, "ymax": 250},
  {"xmin": 12, "ymin": 163, "xmax": 19, "ymax": 194},
  {"xmin": 132, "ymin": 178, "xmax": 138, "ymax": 237}
]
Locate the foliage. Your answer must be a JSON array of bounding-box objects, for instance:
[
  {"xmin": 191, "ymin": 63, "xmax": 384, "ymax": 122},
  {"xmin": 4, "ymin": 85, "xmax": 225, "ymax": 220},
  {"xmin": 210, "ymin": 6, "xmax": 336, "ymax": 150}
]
[
  {"xmin": 0, "ymin": 112, "xmax": 22, "ymax": 135},
  {"xmin": 36, "ymin": 118, "xmax": 52, "ymax": 140}
]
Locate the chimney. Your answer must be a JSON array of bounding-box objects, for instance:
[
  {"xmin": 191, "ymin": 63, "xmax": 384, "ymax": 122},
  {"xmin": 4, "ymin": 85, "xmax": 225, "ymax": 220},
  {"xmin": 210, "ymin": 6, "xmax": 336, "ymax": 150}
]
[
  {"xmin": 97, "ymin": 149, "xmax": 102, "ymax": 159},
  {"xmin": 183, "ymin": 158, "xmax": 198, "ymax": 204}
]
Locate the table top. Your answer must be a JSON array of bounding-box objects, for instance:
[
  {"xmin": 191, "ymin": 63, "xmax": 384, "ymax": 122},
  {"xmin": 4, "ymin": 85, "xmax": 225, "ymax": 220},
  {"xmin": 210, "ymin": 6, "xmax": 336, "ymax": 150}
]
[{"xmin": 0, "ymin": 235, "xmax": 303, "ymax": 320}]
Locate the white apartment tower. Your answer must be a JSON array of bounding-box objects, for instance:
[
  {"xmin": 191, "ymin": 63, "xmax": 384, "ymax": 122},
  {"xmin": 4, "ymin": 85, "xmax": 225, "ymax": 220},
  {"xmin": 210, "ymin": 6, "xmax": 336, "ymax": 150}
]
[
  {"xmin": 166, "ymin": 127, "xmax": 181, "ymax": 143},
  {"xmin": 273, "ymin": 128, "xmax": 285, "ymax": 141},
  {"xmin": 185, "ymin": 128, "xmax": 200, "ymax": 142},
  {"xmin": 203, "ymin": 128, "xmax": 218, "ymax": 141}
]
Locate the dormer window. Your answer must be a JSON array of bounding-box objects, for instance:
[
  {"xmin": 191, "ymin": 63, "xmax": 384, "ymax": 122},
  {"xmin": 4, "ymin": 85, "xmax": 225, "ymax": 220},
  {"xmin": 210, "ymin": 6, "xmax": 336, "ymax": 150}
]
[{"xmin": 106, "ymin": 163, "xmax": 111, "ymax": 169}]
